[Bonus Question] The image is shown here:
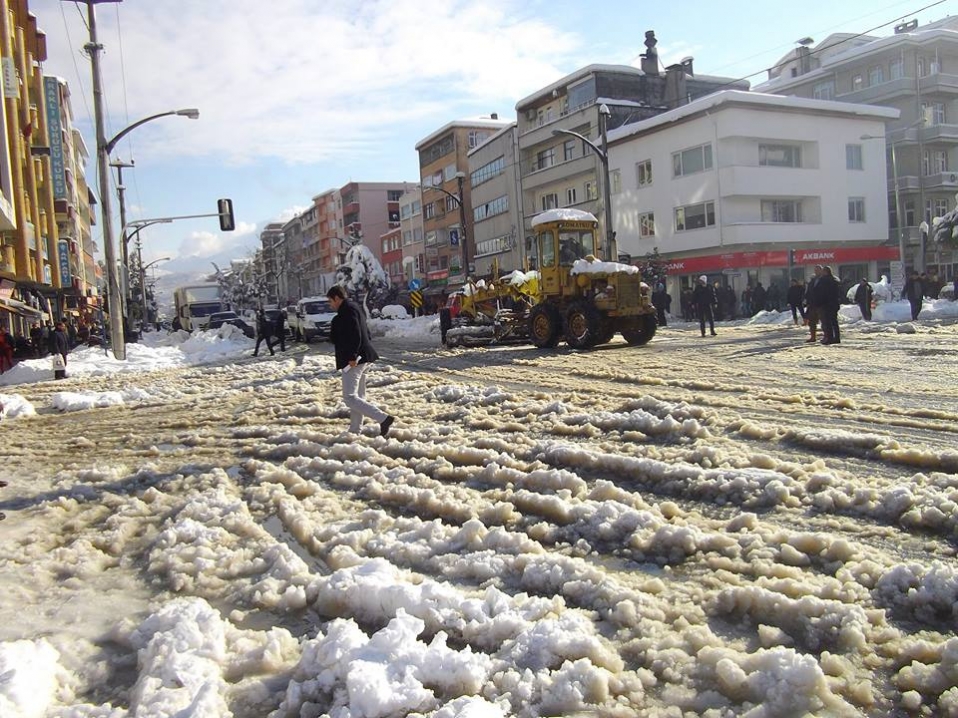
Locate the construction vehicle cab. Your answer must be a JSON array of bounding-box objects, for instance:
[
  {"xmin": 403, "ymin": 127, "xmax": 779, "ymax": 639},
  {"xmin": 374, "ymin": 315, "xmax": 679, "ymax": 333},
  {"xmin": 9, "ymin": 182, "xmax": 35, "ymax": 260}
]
[{"xmin": 529, "ymin": 208, "xmax": 657, "ymax": 349}]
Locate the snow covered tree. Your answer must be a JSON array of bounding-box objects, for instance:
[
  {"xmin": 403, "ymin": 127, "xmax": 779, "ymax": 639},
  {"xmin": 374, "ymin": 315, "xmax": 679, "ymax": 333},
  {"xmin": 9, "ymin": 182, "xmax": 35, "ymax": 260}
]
[
  {"xmin": 212, "ymin": 258, "xmax": 267, "ymax": 311},
  {"xmin": 634, "ymin": 247, "xmax": 668, "ymax": 286},
  {"xmin": 334, "ymin": 244, "xmax": 389, "ymax": 316}
]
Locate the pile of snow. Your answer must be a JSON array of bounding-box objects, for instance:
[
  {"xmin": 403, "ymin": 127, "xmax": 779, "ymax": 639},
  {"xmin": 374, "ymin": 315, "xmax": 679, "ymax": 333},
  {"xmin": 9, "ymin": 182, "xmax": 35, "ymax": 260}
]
[
  {"xmin": 0, "ymin": 392, "xmax": 36, "ymax": 419},
  {"xmin": 380, "ymin": 304, "xmax": 409, "ymax": 319},
  {"xmin": 571, "ymin": 257, "xmax": 639, "ymax": 275}
]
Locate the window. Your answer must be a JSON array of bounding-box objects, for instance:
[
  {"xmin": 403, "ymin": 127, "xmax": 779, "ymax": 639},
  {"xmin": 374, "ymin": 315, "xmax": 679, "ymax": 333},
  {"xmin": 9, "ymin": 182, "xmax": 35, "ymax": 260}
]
[
  {"xmin": 443, "ymin": 164, "xmax": 458, "ymax": 181},
  {"xmin": 637, "ymin": 159, "xmax": 652, "ymax": 187},
  {"xmin": 475, "ymin": 235, "xmax": 511, "ymax": 257},
  {"xmin": 672, "ymin": 143, "xmax": 713, "ymax": 177},
  {"xmin": 539, "ymin": 229, "xmax": 556, "ymax": 267},
  {"xmin": 759, "ymin": 144, "xmax": 801, "ymax": 168},
  {"xmin": 401, "ymin": 204, "xmax": 411, "ymax": 220},
  {"xmin": 412, "ymin": 200, "xmax": 421, "ymax": 215},
  {"xmin": 904, "ymin": 200, "xmax": 915, "ymax": 227},
  {"xmin": 610, "ymin": 169, "xmax": 621, "ymax": 194},
  {"xmin": 675, "ymin": 201, "xmax": 715, "ymax": 231},
  {"xmin": 563, "ymin": 139, "xmax": 576, "ymax": 161},
  {"xmin": 922, "ymin": 102, "xmax": 946, "ymax": 125},
  {"xmin": 413, "ymin": 227, "xmax": 423, "ymax": 242},
  {"xmin": 474, "ymin": 195, "xmax": 508, "ymax": 222},
  {"xmin": 812, "ymin": 81, "xmax": 834, "ymax": 100},
  {"xmin": 761, "ymin": 200, "xmax": 803, "ymax": 223},
  {"xmin": 468, "ymin": 130, "xmax": 489, "ymax": 148},
  {"xmin": 403, "ymin": 230, "xmax": 412, "ymax": 245},
  {"xmin": 424, "ymin": 203, "xmax": 435, "ymax": 220},
  {"xmin": 935, "ymin": 198, "xmax": 949, "ymax": 218},
  {"xmin": 639, "ymin": 212, "xmax": 655, "ymax": 238},
  {"xmin": 852, "ymin": 74, "xmax": 863, "ymax": 91},
  {"xmin": 935, "ymin": 150, "xmax": 948, "ymax": 173},
  {"xmin": 566, "ymin": 187, "xmax": 577, "ymax": 205},
  {"xmin": 848, "ymin": 197, "xmax": 865, "ymax": 222},
  {"xmin": 846, "ymin": 144, "xmax": 863, "ymax": 170},
  {"xmin": 446, "ymin": 196, "xmax": 458, "ymax": 213},
  {"xmin": 923, "ymin": 150, "xmax": 931, "ymax": 176},
  {"xmin": 540, "ymin": 193, "xmax": 559, "ymax": 211},
  {"xmin": 536, "ymin": 147, "xmax": 556, "ymax": 171},
  {"xmin": 387, "ymin": 190, "xmax": 402, "ymax": 201},
  {"xmin": 425, "ymin": 231, "xmax": 438, "ymax": 246},
  {"xmin": 890, "ymin": 57, "xmax": 904, "ymax": 80},
  {"xmin": 584, "ymin": 181, "xmax": 598, "ymax": 200},
  {"xmin": 471, "ymin": 156, "xmax": 505, "ymax": 186},
  {"xmin": 918, "ymin": 57, "xmax": 929, "ymax": 77},
  {"xmin": 868, "ymin": 65, "xmax": 884, "ymax": 86}
]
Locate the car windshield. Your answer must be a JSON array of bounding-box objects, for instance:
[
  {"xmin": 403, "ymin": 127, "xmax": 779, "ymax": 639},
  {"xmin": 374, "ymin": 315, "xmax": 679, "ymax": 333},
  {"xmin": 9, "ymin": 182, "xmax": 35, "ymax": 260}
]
[
  {"xmin": 302, "ymin": 302, "xmax": 332, "ymax": 314},
  {"xmin": 191, "ymin": 304, "xmax": 223, "ymax": 317},
  {"xmin": 210, "ymin": 312, "xmax": 238, "ymax": 321}
]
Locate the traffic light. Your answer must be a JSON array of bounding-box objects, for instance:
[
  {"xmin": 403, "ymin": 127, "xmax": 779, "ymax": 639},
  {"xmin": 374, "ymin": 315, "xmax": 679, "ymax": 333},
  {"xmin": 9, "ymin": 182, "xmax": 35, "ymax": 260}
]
[{"xmin": 217, "ymin": 198, "xmax": 235, "ymax": 232}]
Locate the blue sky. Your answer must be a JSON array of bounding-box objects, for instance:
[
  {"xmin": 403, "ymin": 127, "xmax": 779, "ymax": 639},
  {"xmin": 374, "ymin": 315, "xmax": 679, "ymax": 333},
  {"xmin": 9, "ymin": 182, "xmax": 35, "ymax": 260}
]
[{"xmin": 32, "ymin": 0, "xmax": 953, "ymax": 275}]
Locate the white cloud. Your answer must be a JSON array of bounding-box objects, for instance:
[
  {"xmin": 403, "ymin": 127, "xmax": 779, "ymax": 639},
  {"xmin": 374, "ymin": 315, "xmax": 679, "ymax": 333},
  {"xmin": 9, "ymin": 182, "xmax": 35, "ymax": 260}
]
[
  {"xmin": 39, "ymin": 0, "xmax": 583, "ymax": 166},
  {"xmin": 177, "ymin": 221, "xmax": 258, "ymax": 259}
]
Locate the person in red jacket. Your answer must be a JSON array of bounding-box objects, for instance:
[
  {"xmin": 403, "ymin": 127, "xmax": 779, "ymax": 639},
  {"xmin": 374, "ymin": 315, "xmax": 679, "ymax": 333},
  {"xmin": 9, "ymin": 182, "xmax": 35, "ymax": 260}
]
[{"xmin": 0, "ymin": 323, "xmax": 14, "ymax": 373}]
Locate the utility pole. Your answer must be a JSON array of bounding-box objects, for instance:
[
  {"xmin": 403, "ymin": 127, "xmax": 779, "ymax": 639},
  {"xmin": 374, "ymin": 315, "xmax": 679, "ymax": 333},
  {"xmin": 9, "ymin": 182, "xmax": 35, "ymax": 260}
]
[
  {"xmin": 81, "ymin": 0, "xmax": 127, "ymax": 360},
  {"xmin": 111, "ymin": 159, "xmax": 134, "ymax": 319}
]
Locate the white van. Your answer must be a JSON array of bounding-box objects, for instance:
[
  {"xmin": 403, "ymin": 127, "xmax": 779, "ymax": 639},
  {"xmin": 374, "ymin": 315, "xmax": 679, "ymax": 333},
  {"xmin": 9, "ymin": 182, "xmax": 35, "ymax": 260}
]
[{"xmin": 287, "ymin": 296, "xmax": 337, "ymax": 342}]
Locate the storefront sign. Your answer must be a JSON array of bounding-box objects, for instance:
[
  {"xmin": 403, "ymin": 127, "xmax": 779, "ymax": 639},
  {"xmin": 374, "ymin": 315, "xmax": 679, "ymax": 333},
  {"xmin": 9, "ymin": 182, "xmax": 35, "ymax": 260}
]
[
  {"xmin": 426, "ymin": 269, "xmax": 448, "ymax": 280},
  {"xmin": 44, "ymin": 77, "xmax": 67, "ymax": 200},
  {"xmin": 666, "ymin": 246, "xmax": 899, "ymax": 274},
  {"xmin": 58, "ymin": 239, "xmax": 71, "ymax": 288}
]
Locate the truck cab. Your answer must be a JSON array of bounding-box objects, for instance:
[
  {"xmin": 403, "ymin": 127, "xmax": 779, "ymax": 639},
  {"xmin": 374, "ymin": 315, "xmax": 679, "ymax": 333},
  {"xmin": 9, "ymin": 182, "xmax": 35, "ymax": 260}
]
[{"xmin": 288, "ymin": 296, "xmax": 337, "ymax": 342}]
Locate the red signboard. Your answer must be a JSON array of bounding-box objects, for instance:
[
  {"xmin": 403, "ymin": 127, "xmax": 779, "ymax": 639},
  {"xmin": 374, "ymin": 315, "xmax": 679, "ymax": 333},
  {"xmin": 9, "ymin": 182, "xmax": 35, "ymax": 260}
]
[
  {"xmin": 665, "ymin": 246, "xmax": 898, "ymax": 274},
  {"xmin": 426, "ymin": 269, "xmax": 449, "ymax": 280}
]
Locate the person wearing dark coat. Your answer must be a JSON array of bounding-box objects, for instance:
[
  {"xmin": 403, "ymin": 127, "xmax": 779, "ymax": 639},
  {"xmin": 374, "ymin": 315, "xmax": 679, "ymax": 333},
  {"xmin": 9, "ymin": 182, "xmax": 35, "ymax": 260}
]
[
  {"xmin": 903, "ymin": 271, "xmax": 924, "ymax": 321},
  {"xmin": 854, "ymin": 278, "xmax": 874, "ymax": 321},
  {"xmin": 30, "ymin": 323, "xmax": 44, "ymax": 357},
  {"xmin": 253, "ymin": 309, "xmax": 276, "ymax": 357},
  {"xmin": 804, "ymin": 266, "xmax": 823, "ymax": 342},
  {"xmin": 724, "ymin": 285, "xmax": 737, "ymax": 319},
  {"xmin": 51, "ymin": 321, "xmax": 69, "ymax": 379},
  {"xmin": 691, "ymin": 275, "xmax": 717, "ymax": 337},
  {"xmin": 786, "ymin": 279, "xmax": 806, "ymax": 325},
  {"xmin": 751, "ymin": 282, "xmax": 767, "ymax": 316},
  {"xmin": 272, "ymin": 311, "xmax": 286, "ymax": 352},
  {"xmin": 817, "ymin": 266, "xmax": 842, "ymax": 344},
  {"xmin": 651, "ymin": 283, "xmax": 670, "ymax": 327},
  {"xmin": 327, "ymin": 285, "xmax": 395, "ymax": 436}
]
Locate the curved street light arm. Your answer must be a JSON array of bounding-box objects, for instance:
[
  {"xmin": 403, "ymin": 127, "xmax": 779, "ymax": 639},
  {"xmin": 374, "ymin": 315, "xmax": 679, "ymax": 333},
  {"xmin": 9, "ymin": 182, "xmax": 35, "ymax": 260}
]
[
  {"xmin": 105, "ymin": 109, "xmax": 199, "ymax": 156},
  {"xmin": 423, "ymin": 184, "xmax": 462, "ymax": 206},
  {"xmin": 552, "ymin": 128, "xmax": 607, "ymax": 164}
]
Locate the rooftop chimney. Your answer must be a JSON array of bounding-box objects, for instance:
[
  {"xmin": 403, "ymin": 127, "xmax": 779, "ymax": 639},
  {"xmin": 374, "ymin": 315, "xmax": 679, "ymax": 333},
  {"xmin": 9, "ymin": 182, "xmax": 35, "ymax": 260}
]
[
  {"xmin": 491, "ymin": 112, "xmax": 498, "ymax": 120},
  {"xmin": 640, "ymin": 30, "xmax": 659, "ymax": 76}
]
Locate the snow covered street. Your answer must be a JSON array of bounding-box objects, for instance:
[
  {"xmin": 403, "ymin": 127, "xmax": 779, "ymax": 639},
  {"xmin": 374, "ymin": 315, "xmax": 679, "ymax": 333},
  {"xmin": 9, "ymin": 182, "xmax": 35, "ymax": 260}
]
[{"xmin": 1, "ymin": 314, "xmax": 957, "ymax": 717}]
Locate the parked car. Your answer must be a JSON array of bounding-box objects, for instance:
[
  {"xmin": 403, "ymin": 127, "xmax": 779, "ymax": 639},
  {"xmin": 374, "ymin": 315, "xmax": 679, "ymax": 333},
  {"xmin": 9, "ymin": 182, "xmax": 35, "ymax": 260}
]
[
  {"xmin": 207, "ymin": 311, "xmax": 254, "ymax": 338},
  {"xmin": 287, "ymin": 297, "xmax": 337, "ymax": 342}
]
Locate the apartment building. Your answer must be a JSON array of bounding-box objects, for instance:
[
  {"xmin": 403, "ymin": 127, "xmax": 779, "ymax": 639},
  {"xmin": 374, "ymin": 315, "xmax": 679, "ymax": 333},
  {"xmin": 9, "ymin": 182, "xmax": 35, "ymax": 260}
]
[
  {"xmin": 398, "ymin": 187, "xmax": 423, "ymax": 285},
  {"xmin": 280, "ymin": 212, "xmax": 306, "ymax": 303},
  {"xmin": 415, "ymin": 116, "xmax": 510, "ymax": 296},
  {"xmin": 259, "ymin": 222, "xmax": 285, "ymax": 304},
  {"xmin": 515, "ymin": 46, "xmax": 748, "ymax": 263},
  {"xmin": 755, "ymin": 15, "xmax": 958, "ymax": 279},
  {"xmin": 1, "ymin": 4, "xmax": 96, "ymax": 339},
  {"xmin": 467, "ymin": 123, "xmax": 524, "ymax": 277},
  {"xmin": 379, "ymin": 226, "xmax": 404, "ymax": 288},
  {"xmin": 609, "ymin": 90, "xmax": 898, "ymax": 301}
]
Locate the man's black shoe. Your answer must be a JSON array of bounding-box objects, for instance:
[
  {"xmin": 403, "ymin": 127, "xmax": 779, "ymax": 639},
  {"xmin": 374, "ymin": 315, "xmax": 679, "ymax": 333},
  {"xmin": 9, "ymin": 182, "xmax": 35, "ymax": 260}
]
[{"xmin": 380, "ymin": 416, "xmax": 395, "ymax": 437}]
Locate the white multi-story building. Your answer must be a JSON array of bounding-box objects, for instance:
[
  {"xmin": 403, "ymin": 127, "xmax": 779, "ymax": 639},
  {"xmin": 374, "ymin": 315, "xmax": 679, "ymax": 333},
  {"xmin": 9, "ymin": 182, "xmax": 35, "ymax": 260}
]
[
  {"xmin": 398, "ymin": 187, "xmax": 423, "ymax": 285},
  {"xmin": 609, "ymin": 90, "xmax": 899, "ymax": 301}
]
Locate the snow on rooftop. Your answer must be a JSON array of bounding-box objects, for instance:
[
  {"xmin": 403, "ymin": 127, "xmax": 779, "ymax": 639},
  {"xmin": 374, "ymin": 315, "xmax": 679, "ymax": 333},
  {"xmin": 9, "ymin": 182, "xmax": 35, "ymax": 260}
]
[{"xmin": 530, "ymin": 208, "xmax": 598, "ymax": 227}]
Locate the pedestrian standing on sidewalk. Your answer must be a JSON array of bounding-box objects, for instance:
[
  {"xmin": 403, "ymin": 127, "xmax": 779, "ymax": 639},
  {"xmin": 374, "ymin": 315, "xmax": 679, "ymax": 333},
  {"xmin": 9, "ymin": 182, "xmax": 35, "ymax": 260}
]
[
  {"xmin": 0, "ymin": 323, "xmax": 14, "ymax": 374},
  {"xmin": 327, "ymin": 285, "xmax": 395, "ymax": 437},
  {"xmin": 692, "ymin": 275, "xmax": 717, "ymax": 337},
  {"xmin": 272, "ymin": 311, "xmax": 286, "ymax": 352},
  {"xmin": 818, "ymin": 266, "xmax": 842, "ymax": 345},
  {"xmin": 903, "ymin": 271, "xmax": 924, "ymax": 321}
]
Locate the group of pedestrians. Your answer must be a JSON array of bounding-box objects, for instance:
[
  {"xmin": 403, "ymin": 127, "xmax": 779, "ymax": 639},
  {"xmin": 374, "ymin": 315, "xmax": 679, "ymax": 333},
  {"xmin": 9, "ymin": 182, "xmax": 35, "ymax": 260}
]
[
  {"xmin": 0, "ymin": 319, "xmax": 72, "ymax": 377},
  {"xmin": 803, "ymin": 264, "xmax": 843, "ymax": 345}
]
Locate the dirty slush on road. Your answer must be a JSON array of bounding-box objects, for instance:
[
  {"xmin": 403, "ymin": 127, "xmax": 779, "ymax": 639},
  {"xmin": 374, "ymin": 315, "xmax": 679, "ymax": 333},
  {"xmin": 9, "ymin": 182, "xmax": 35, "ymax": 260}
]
[{"xmin": 2, "ymin": 324, "xmax": 958, "ymax": 717}]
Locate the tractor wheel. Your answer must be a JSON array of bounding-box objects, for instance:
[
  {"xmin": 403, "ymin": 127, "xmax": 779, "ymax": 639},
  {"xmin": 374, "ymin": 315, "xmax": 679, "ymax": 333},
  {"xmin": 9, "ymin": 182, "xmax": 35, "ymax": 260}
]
[
  {"xmin": 529, "ymin": 304, "xmax": 561, "ymax": 348},
  {"xmin": 595, "ymin": 319, "xmax": 616, "ymax": 346},
  {"xmin": 565, "ymin": 301, "xmax": 602, "ymax": 349},
  {"xmin": 622, "ymin": 314, "xmax": 657, "ymax": 346}
]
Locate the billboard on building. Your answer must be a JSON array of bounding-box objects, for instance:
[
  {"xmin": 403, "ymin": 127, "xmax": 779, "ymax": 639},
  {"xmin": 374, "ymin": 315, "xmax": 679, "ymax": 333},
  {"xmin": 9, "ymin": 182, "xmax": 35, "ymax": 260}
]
[{"xmin": 58, "ymin": 239, "xmax": 72, "ymax": 288}]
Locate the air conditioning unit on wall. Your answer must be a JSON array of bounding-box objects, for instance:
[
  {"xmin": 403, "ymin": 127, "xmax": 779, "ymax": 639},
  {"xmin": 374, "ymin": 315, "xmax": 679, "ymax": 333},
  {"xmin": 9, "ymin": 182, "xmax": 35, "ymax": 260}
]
[{"xmin": 949, "ymin": 173, "xmax": 957, "ymax": 183}]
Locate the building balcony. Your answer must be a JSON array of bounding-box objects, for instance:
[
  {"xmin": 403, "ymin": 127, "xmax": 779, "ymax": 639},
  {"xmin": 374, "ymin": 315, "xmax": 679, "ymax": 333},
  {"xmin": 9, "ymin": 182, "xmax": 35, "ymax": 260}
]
[
  {"xmin": 922, "ymin": 171, "xmax": 958, "ymax": 190},
  {"xmin": 836, "ymin": 76, "xmax": 915, "ymax": 105},
  {"xmin": 343, "ymin": 201, "xmax": 360, "ymax": 216},
  {"xmin": 522, "ymin": 155, "xmax": 597, "ymax": 191},
  {"xmin": 717, "ymin": 166, "xmax": 823, "ymax": 198},
  {"xmin": 518, "ymin": 102, "xmax": 595, "ymax": 148}
]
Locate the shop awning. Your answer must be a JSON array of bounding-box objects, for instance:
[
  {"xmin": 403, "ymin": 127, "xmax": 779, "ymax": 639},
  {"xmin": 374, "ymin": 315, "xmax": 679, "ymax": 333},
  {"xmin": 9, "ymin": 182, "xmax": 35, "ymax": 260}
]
[{"xmin": 0, "ymin": 296, "xmax": 44, "ymax": 318}]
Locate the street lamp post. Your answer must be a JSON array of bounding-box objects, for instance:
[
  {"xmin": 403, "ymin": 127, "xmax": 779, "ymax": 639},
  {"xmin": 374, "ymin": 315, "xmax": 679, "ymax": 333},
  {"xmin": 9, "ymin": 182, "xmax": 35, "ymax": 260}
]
[
  {"xmin": 139, "ymin": 256, "xmax": 170, "ymax": 328},
  {"xmin": 424, "ymin": 171, "xmax": 468, "ymax": 280},
  {"xmin": 862, "ymin": 133, "xmax": 908, "ymax": 281},
  {"xmin": 552, "ymin": 103, "xmax": 615, "ymax": 260}
]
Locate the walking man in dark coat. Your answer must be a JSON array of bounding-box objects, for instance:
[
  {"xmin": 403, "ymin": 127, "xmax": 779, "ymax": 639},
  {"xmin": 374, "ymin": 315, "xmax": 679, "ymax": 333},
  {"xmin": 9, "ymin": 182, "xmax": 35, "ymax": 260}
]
[
  {"xmin": 692, "ymin": 275, "xmax": 717, "ymax": 337},
  {"xmin": 651, "ymin": 283, "xmax": 670, "ymax": 327},
  {"xmin": 751, "ymin": 282, "xmax": 767, "ymax": 316},
  {"xmin": 327, "ymin": 285, "xmax": 395, "ymax": 436},
  {"xmin": 903, "ymin": 271, "xmax": 924, "ymax": 320},
  {"xmin": 272, "ymin": 311, "xmax": 286, "ymax": 352},
  {"xmin": 854, "ymin": 278, "xmax": 874, "ymax": 321},
  {"xmin": 253, "ymin": 308, "xmax": 276, "ymax": 357},
  {"xmin": 804, "ymin": 266, "xmax": 823, "ymax": 343}
]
